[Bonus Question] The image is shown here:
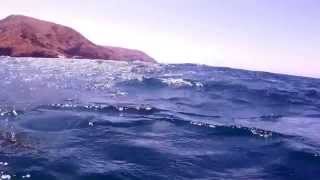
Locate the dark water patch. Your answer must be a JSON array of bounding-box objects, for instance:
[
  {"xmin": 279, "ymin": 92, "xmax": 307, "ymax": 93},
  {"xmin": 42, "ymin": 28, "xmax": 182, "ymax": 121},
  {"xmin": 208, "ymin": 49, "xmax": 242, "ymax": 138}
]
[{"xmin": 17, "ymin": 110, "xmax": 92, "ymax": 132}]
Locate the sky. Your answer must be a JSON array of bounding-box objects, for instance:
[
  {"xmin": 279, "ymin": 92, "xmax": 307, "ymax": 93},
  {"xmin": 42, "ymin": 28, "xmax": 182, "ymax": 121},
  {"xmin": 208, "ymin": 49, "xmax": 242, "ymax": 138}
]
[{"xmin": 0, "ymin": 0, "xmax": 319, "ymax": 78}]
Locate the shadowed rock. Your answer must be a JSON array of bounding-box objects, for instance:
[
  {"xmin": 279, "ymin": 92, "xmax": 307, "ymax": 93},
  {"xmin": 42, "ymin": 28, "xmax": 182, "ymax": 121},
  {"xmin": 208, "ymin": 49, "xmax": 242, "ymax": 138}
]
[{"xmin": 0, "ymin": 15, "xmax": 155, "ymax": 62}]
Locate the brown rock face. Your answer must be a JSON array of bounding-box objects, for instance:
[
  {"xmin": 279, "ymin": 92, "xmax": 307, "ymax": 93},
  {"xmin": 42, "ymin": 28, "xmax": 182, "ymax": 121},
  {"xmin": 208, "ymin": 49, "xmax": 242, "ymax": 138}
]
[{"xmin": 0, "ymin": 15, "xmax": 155, "ymax": 62}]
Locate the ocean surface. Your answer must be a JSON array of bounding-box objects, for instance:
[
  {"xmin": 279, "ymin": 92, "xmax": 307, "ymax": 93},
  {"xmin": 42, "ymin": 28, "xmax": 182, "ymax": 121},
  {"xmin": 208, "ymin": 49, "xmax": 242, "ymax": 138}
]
[{"xmin": 0, "ymin": 57, "xmax": 319, "ymax": 180}]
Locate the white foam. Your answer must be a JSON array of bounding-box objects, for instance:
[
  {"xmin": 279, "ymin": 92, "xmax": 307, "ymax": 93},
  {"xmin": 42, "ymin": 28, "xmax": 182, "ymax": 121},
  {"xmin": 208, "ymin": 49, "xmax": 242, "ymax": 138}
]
[
  {"xmin": 161, "ymin": 78, "xmax": 193, "ymax": 87},
  {"xmin": 236, "ymin": 116, "xmax": 320, "ymax": 144},
  {"xmin": 0, "ymin": 174, "xmax": 11, "ymax": 180}
]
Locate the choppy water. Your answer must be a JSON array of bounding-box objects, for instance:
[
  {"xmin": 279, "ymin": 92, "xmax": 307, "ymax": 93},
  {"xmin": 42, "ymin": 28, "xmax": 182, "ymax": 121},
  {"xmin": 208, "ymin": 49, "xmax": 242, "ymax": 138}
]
[{"xmin": 0, "ymin": 57, "xmax": 319, "ymax": 180}]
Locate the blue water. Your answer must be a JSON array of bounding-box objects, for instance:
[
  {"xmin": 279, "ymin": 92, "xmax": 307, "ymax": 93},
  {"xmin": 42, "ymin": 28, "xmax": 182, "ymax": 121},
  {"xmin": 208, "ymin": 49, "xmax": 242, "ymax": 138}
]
[{"xmin": 0, "ymin": 57, "xmax": 319, "ymax": 180}]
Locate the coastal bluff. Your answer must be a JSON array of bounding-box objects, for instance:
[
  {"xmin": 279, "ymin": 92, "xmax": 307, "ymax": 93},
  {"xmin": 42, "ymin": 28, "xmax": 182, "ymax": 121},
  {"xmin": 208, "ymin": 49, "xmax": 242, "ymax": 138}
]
[{"xmin": 0, "ymin": 15, "xmax": 155, "ymax": 62}]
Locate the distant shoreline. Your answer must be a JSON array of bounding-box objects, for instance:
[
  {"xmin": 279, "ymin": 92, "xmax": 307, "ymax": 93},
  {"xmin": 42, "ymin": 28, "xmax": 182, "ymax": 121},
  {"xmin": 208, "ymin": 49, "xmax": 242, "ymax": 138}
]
[{"xmin": 0, "ymin": 15, "xmax": 155, "ymax": 62}]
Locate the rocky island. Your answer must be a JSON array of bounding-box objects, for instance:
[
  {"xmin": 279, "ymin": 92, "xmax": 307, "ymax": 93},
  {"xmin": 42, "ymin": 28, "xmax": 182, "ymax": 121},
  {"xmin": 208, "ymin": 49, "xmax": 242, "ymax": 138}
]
[{"xmin": 0, "ymin": 15, "xmax": 155, "ymax": 62}]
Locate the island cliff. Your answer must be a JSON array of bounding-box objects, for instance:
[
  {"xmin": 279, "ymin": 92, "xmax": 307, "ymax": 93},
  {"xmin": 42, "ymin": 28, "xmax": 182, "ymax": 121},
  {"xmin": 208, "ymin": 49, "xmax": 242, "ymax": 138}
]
[{"xmin": 0, "ymin": 15, "xmax": 155, "ymax": 62}]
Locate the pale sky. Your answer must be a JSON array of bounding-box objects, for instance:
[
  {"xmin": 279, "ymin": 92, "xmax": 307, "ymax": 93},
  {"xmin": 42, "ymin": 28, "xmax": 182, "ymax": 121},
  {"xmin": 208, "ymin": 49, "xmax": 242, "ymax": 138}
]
[{"xmin": 0, "ymin": 0, "xmax": 319, "ymax": 78}]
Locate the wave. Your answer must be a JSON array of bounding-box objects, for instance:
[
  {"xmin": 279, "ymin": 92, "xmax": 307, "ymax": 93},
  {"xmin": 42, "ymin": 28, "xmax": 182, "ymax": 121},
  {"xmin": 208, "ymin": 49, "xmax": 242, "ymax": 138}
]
[{"xmin": 1, "ymin": 57, "xmax": 320, "ymax": 179}]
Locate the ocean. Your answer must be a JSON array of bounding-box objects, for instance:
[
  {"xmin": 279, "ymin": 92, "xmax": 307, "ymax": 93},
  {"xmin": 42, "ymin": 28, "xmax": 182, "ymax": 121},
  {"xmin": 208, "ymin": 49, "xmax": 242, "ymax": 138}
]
[{"xmin": 0, "ymin": 57, "xmax": 319, "ymax": 180}]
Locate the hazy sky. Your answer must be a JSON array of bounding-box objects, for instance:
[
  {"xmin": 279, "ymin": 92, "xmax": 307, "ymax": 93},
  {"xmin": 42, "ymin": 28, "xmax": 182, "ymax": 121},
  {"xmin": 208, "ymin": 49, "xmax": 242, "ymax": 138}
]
[{"xmin": 0, "ymin": 0, "xmax": 319, "ymax": 78}]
